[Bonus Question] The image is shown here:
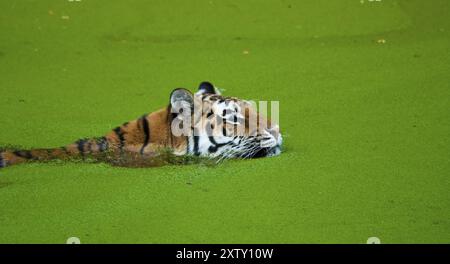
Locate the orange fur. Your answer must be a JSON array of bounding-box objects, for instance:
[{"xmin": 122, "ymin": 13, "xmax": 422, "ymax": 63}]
[{"xmin": 0, "ymin": 107, "xmax": 186, "ymax": 168}]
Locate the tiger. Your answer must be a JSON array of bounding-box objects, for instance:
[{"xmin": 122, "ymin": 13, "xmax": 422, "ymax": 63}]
[{"xmin": 0, "ymin": 82, "xmax": 282, "ymax": 169}]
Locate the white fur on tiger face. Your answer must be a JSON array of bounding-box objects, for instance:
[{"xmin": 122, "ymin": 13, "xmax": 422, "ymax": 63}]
[{"xmin": 171, "ymin": 82, "xmax": 283, "ymax": 159}]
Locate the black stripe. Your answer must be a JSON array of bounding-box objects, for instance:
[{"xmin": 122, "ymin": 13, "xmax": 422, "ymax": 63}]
[
  {"xmin": 208, "ymin": 136, "xmax": 229, "ymax": 153},
  {"xmin": 96, "ymin": 137, "xmax": 109, "ymax": 152},
  {"xmin": 13, "ymin": 150, "xmax": 33, "ymax": 160},
  {"xmin": 208, "ymin": 136, "xmax": 228, "ymax": 147},
  {"xmin": 186, "ymin": 136, "xmax": 190, "ymax": 154},
  {"xmin": 193, "ymin": 132, "xmax": 200, "ymax": 156},
  {"xmin": 76, "ymin": 139, "xmax": 87, "ymax": 156},
  {"xmin": 140, "ymin": 115, "xmax": 150, "ymax": 155},
  {"xmin": 0, "ymin": 152, "xmax": 4, "ymax": 168},
  {"xmin": 113, "ymin": 127, "xmax": 125, "ymax": 151},
  {"xmin": 193, "ymin": 136, "xmax": 200, "ymax": 156},
  {"xmin": 46, "ymin": 149, "xmax": 54, "ymax": 159},
  {"xmin": 208, "ymin": 145, "xmax": 218, "ymax": 153}
]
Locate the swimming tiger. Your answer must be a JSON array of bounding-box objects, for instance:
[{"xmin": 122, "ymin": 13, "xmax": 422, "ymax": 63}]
[{"xmin": 0, "ymin": 82, "xmax": 282, "ymax": 168}]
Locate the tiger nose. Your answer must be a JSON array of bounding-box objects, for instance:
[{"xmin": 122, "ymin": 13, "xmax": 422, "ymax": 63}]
[{"xmin": 266, "ymin": 125, "xmax": 280, "ymax": 139}]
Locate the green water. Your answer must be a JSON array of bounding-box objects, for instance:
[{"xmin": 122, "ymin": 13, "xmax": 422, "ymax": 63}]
[{"xmin": 0, "ymin": 0, "xmax": 449, "ymax": 243}]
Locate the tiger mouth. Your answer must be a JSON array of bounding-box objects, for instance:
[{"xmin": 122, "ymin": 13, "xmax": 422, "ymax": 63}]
[{"xmin": 250, "ymin": 146, "xmax": 281, "ymax": 158}]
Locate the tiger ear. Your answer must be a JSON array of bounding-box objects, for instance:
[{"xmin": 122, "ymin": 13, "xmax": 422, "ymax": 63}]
[
  {"xmin": 170, "ymin": 88, "xmax": 194, "ymax": 109},
  {"xmin": 196, "ymin": 81, "xmax": 221, "ymax": 95}
]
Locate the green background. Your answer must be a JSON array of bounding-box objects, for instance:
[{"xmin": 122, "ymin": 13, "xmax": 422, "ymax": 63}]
[{"xmin": 0, "ymin": 0, "xmax": 449, "ymax": 243}]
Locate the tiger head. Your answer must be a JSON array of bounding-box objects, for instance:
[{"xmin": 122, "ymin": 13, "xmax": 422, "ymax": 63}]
[{"xmin": 168, "ymin": 82, "xmax": 282, "ymax": 159}]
